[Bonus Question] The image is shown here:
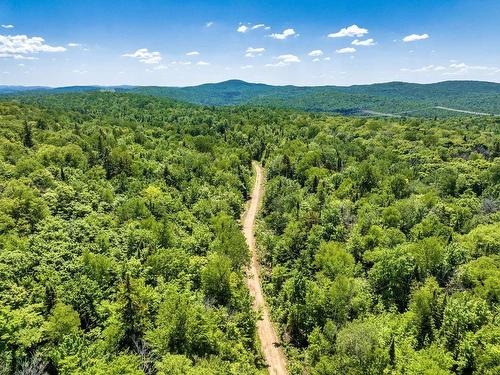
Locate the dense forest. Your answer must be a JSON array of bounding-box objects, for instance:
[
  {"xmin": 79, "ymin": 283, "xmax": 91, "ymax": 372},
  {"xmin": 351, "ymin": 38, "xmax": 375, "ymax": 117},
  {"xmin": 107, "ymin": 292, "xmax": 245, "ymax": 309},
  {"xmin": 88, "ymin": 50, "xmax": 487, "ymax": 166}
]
[
  {"xmin": 0, "ymin": 92, "xmax": 499, "ymax": 374},
  {"xmin": 258, "ymin": 111, "xmax": 499, "ymax": 374},
  {"xmin": 2, "ymin": 80, "xmax": 500, "ymax": 117}
]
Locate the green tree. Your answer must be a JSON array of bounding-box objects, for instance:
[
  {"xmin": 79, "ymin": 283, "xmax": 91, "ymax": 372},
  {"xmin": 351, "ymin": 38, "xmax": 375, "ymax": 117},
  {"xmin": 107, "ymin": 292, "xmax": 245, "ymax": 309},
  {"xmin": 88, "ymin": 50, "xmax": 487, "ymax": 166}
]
[{"xmin": 201, "ymin": 253, "xmax": 232, "ymax": 305}]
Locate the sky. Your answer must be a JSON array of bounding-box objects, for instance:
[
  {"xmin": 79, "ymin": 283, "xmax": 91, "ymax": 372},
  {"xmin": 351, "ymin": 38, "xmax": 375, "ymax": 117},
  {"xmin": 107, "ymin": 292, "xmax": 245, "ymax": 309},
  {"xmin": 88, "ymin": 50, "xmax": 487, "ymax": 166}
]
[{"xmin": 0, "ymin": 0, "xmax": 499, "ymax": 87}]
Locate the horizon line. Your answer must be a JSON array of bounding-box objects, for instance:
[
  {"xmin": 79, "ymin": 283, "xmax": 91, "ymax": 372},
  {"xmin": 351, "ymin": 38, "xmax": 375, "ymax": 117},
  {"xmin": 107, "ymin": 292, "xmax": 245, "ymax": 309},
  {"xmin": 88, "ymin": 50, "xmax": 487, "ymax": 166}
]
[{"xmin": 1, "ymin": 78, "xmax": 499, "ymax": 90}]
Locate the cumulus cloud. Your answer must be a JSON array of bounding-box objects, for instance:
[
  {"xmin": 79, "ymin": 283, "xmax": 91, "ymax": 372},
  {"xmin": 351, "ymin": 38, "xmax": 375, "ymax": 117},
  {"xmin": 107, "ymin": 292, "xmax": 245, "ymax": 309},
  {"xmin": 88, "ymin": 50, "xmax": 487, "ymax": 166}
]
[
  {"xmin": 269, "ymin": 28, "xmax": 296, "ymax": 40},
  {"xmin": 266, "ymin": 54, "xmax": 301, "ymax": 67},
  {"xmin": 352, "ymin": 38, "xmax": 375, "ymax": 46},
  {"xmin": 245, "ymin": 47, "xmax": 265, "ymax": 57},
  {"xmin": 328, "ymin": 25, "xmax": 368, "ymax": 38},
  {"xmin": 0, "ymin": 34, "xmax": 66, "ymax": 59},
  {"xmin": 67, "ymin": 43, "xmax": 81, "ymax": 47},
  {"xmin": 237, "ymin": 25, "xmax": 249, "ymax": 33},
  {"xmin": 403, "ymin": 33, "xmax": 429, "ymax": 42},
  {"xmin": 197, "ymin": 61, "xmax": 210, "ymax": 65},
  {"xmin": 186, "ymin": 51, "xmax": 200, "ymax": 56},
  {"xmin": 1, "ymin": 25, "xmax": 14, "ymax": 29},
  {"xmin": 122, "ymin": 48, "xmax": 162, "ymax": 64},
  {"xmin": 336, "ymin": 47, "xmax": 356, "ymax": 54},
  {"xmin": 308, "ymin": 50, "xmax": 323, "ymax": 57},
  {"xmin": 278, "ymin": 54, "xmax": 300, "ymax": 63}
]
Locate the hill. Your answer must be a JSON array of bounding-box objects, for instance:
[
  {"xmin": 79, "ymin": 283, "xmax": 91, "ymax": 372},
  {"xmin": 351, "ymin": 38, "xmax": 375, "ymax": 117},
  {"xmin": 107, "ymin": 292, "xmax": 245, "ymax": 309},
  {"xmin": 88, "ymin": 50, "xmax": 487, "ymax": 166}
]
[{"xmin": 2, "ymin": 80, "xmax": 500, "ymax": 117}]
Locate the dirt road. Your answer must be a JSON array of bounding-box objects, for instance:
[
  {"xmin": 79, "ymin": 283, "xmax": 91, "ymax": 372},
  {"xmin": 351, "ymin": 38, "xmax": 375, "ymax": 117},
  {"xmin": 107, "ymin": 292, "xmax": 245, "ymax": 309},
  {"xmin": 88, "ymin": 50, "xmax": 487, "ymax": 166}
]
[
  {"xmin": 433, "ymin": 106, "xmax": 498, "ymax": 116},
  {"xmin": 243, "ymin": 163, "xmax": 288, "ymax": 375}
]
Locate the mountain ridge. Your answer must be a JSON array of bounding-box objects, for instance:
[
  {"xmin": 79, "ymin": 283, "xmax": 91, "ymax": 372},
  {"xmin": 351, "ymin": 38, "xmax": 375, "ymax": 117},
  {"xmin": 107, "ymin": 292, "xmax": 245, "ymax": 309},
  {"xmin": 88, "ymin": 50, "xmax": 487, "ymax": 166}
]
[{"xmin": 2, "ymin": 80, "xmax": 499, "ymax": 117}]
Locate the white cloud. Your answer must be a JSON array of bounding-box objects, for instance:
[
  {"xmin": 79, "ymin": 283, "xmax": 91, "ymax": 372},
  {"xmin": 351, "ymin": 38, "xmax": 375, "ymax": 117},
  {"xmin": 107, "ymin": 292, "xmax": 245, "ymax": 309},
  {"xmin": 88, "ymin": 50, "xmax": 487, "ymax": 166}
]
[
  {"xmin": 197, "ymin": 61, "xmax": 210, "ymax": 65},
  {"xmin": 323, "ymin": 57, "xmax": 331, "ymax": 61},
  {"xmin": 251, "ymin": 24, "xmax": 266, "ymax": 30},
  {"xmin": 265, "ymin": 61, "xmax": 287, "ymax": 67},
  {"xmin": 278, "ymin": 54, "xmax": 300, "ymax": 63},
  {"xmin": 245, "ymin": 46, "xmax": 265, "ymax": 57},
  {"xmin": 237, "ymin": 25, "xmax": 249, "ymax": 33},
  {"xmin": 403, "ymin": 33, "xmax": 429, "ymax": 42},
  {"xmin": 1, "ymin": 25, "xmax": 14, "ymax": 29},
  {"xmin": 171, "ymin": 61, "xmax": 191, "ymax": 65},
  {"xmin": 400, "ymin": 64, "xmax": 445, "ymax": 73},
  {"xmin": 0, "ymin": 34, "xmax": 66, "ymax": 59},
  {"xmin": 446, "ymin": 62, "xmax": 498, "ymax": 75},
  {"xmin": 336, "ymin": 47, "xmax": 356, "ymax": 54},
  {"xmin": 312, "ymin": 58, "xmax": 320, "ymax": 62},
  {"xmin": 186, "ymin": 51, "xmax": 200, "ymax": 56},
  {"xmin": 67, "ymin": 43, "xmax": 81, "ymax": 47},
  {"xmin": 449, "ymin": 63, "xmax": 467, "ymax": 69},
  {"xmin": 269, "ymin": 28, "xmax": 296, "ymax": 40},
  {"xmin": 238, "ymin": 23, "xmax": 269, "ymax": 33},
  {"xmin": 352, "ymin": 38, "xmax": 375, "ymax": 46},
  {"xmin": 123, "ymin": 48, "xmax": 162, "ymax": 64},
  {"xmin": 0, "ymin": 53, "xmax": 38, "ymax": 60},
  {"xmin": 206, "ymin": 21, "xmax": 214, "ymax": 28},
  {"xmin": 240, "ymin": 65, "xmax": 253, "ymax": 69},
  {"xmin": 328, "ymin": 25, "xmax": 368, "ymax": 38},
  {"xmin": 266, "ymin": 54, "xmax": 301, "ymax": 67},
  {"xmin": 308, "ymin": 49, "xmax": 323, "ymax": 57}
]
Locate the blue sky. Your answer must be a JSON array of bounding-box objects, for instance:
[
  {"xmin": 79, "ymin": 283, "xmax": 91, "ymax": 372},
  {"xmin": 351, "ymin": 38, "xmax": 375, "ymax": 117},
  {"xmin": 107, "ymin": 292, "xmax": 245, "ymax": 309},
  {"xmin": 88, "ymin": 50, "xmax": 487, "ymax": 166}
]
[{"xmin": 1, "ymin": 0, "xmax": 499, "ymax": 86}]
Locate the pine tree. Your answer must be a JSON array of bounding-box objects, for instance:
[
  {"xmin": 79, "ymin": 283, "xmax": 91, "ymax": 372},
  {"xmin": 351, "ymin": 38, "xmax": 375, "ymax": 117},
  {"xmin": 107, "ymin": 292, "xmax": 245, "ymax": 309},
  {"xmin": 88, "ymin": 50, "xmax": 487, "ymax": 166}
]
[{"xmin": 22, "ymin": 121, "xmax": 33, "ymax": 148}]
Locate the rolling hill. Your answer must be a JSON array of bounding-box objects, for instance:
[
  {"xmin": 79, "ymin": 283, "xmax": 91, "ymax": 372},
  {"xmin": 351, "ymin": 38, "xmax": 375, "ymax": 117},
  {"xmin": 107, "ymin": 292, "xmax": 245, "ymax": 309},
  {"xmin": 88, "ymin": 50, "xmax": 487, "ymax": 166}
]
[{"xmin": 2, "ymin": 80, "xmax": 499, "ymax": 117}]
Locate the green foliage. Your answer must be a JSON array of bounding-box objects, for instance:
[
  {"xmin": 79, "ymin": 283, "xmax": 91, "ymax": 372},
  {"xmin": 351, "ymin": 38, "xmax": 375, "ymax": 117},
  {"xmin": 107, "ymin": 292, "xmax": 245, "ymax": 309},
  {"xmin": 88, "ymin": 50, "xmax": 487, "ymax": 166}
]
[
  {"xmin": 44, "ymin": 302, "xmax": 81, "ymax": 342},
  {"xmin": 0, "ymin": 91, "xmax": 498, "ymax": 373},
  {"xmin": 256, "ymin": 104, "xmax": 500, "ymax": 373},
  {"xmin": 0, "ymin": 94, "xmax": 259, "ymax": 373},
  {"xmin": 201, "ymin": 253, "xmax": 233, "ymax": 305}
]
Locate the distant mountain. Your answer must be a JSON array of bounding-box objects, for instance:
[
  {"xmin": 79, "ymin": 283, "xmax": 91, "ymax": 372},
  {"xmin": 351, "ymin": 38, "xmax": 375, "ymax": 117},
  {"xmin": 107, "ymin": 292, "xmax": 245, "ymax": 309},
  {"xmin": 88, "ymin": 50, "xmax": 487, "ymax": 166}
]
[
  {"xmin": 2, "ymin": 80, "xmax": 499, "ymax": 117},
  {"xmin": 128, "ymin": 80, "xmax": 500, "ymax": 116},
  {"xmin": 0, "ymin": 85, "xmax": 51, "ymax": 94}
]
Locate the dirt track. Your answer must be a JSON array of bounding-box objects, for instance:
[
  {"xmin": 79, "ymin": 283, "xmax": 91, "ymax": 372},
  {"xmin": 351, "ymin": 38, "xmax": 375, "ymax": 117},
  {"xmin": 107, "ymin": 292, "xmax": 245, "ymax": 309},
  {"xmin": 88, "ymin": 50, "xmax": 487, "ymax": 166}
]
[{"xmin": 243, "ymin": 163, "xmax": 288, "ymax": 375}]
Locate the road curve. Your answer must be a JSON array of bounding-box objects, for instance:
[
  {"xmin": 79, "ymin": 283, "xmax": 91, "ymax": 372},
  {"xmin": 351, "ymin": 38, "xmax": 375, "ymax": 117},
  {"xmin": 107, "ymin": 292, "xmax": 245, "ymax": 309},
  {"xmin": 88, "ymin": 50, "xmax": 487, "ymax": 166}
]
[{"xmin": 243, "ymin": 162, "xmax": 288, "ymax": 375}]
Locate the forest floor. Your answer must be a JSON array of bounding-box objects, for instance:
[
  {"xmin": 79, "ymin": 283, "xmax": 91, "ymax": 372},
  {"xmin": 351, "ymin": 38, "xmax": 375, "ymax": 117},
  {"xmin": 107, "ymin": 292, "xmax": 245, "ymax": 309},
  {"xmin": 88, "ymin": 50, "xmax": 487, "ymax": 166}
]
[{"xmin": 243, "ymin": 163, "xmax": 288, "ymax": 375}]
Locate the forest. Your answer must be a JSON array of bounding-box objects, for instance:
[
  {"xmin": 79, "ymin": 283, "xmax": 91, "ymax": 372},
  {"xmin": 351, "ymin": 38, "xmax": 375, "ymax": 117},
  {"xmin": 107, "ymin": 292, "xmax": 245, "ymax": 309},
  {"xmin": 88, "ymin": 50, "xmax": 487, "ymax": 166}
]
[
  {"xmin": 2, "ymin": 80, "xmax": 500, "ymax": 117},
  {"xmin": 0, "ymin": 92, "xmax": 499, "ymax": 374}
]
